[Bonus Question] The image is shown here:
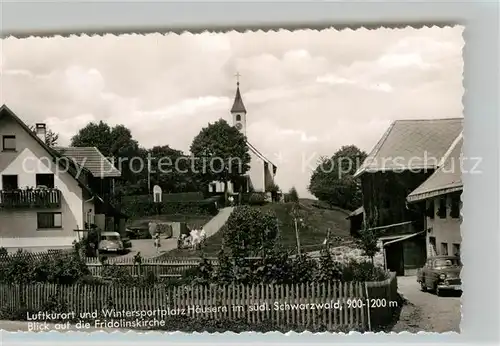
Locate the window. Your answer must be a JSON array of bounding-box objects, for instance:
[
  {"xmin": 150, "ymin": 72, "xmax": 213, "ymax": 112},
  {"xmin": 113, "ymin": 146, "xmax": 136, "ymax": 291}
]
[
  {"xmin": 428, "ymin": 236, "xmax": 437, "ymax": 255},
  {"xmin": 440, "ymin": 242, "xmax": 448, "ymax": 255},
  {"xmin": 235, "ymin": 114, "xmax": 241, "ymax": 121},
  {"xmin": 434, "ymin": 258, "xmax": 460, "ymax": 268},
  {"xmin": 2, "ymin": 175, "xmax": 18, "ymax": 190},
  {"xmin": 37, "ymin": 212, "xmax": 62, "ymax": 229},
  {"xmin": 452, "ymin": 243, "xmax": 461, "ymax": 256},
  {"xmin": 35, "ymin": 174, "xmax": 55, "ymax": 189},
  {"xmin": 450, "ymin": 194, "xmax": 461, "ymax": 219},
  {"xmin": 2, "ymin": 135, "xmax": 16, "ymax": 151},
  {"xmin": 425, "ymin": 200, "xmax": 435, "ymax": 219},
  {"xmin": 437, "ymin": 196, "xmax": 447, "ymax": 219}
]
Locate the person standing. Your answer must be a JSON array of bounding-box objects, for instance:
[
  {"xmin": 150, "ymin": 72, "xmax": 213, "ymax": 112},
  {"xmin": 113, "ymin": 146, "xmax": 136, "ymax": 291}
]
[{"xmin": 154, "ymin": 233, "xmax": 161, "ymax": 253}]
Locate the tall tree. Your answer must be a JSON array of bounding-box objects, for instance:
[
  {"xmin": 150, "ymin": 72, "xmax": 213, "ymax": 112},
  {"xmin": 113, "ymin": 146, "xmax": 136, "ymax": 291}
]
[
  {"xmin": 29, "ymin": 125, "xmax": 59, "ymax": 147},
  {"xmin": 308, "ymin": 145, "xmax": 367, "ymax": 211},
  {"xmin": 190, "ymin": 119, "xmax": 251, "ymax": 196},
  {"xmin": 148, "ymin": 145, "xmax": 202, "ymax": 193},
  {"xmin": 71, "ymin": 121, "xmax": 140, "ymax": 159},
  {"xmin": 70, "ymin": 121, "xmax": 144, "ymax": 195}
]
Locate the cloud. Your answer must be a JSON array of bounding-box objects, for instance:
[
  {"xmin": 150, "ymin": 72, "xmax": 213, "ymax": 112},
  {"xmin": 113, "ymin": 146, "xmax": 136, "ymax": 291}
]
[
  {"xmin": 0, "ymin": 27, "xmax": 464, "ymax": 198},
  {"xmin": 276, "ymin": 128, "xmax": 320, "ymax": 143},
  {"xmin": 316, "ymin": 74, "xmax": 393, "ymax": 93}
]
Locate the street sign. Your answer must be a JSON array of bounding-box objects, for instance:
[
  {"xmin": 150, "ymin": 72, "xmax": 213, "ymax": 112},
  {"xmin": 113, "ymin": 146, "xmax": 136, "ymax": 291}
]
[{"xmin": 153, "ymin": 185, "xmax": 162, "ymax": 203}]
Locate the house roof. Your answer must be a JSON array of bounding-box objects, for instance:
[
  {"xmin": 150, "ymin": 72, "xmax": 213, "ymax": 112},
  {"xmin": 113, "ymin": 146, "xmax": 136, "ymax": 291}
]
[
  {"xmin": 354, "ymin": 118, "xmax": 463, "ymax": 177},
  {"xmin": 407, "ymin": 134, "xmax": 463, "ymax": 203},
  {"xmin": 54, "ymin": 146, "xmax": 122, "ymax": 178},
  {"xmin": 231, "ymin": 83, "xmax": 247, "ymax": 114},
  {"xmin": 246, "ymin": 140, "xmax": 277, "ymax": 174},
  {"xmin": 0, "ymin": 105, "xmax": 93, "ymax": 196}
]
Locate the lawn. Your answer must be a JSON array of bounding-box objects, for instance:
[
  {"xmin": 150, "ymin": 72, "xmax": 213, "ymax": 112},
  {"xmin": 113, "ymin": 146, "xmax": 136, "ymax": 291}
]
[
  {"xmin": 127, "ymin": 214, "xmax": 212, "ymax": 230},
  {"xmin": 161, "ymin": 199, "xmax": 354, "ymax": 258}
]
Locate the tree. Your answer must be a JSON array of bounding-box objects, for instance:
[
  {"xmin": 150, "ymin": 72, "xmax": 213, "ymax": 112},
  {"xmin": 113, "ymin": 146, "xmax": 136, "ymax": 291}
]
[
  {"xmin": 190, "ymin": 119, "xmax": 251, "ymax": 197},
  {"xmin": 308, "ymin": 145, "xmax": 367, "ymax": 211},
  {"xmin": 268, "ymin": 182, "xmax": 280, "ymax": 202},
  {"xmin": 358, "ymin": 224, "xmax": 379, "ymax": 265},
  {"xmin": 71, "ymin": 121, "xmax": 140, "ymax": 159},
  {"xmin": 71, "ymin": 121, "xmax": 146, "ymax": 195},
  {"xmin": 29, "ymin": 125, "xmax": 59, "ymax": 147},
  {"xmin": 288, "ymin": 187, "xmax": 299, "ymax": 202},
  {"xmin": 148, "ymin": 145, "xmax": 202, "ymax": 193}
]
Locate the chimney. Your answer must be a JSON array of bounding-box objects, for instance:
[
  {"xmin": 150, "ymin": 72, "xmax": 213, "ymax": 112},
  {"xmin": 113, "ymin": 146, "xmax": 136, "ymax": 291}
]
[{"xmin": 35, "ymin": 123, "xmax": 46, "ymax": 143}]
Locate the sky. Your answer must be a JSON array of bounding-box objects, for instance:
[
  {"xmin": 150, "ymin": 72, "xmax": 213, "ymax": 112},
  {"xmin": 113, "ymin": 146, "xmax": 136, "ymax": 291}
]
[{"xmin": 0, "ymin": 26, "xmax": 464, "ymax": 198}]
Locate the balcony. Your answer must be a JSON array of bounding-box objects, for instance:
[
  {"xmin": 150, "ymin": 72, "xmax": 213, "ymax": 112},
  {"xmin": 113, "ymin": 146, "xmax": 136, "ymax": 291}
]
[{"xmin": 0, "ymin": 188, "xmax": 61, "ymax": 209}]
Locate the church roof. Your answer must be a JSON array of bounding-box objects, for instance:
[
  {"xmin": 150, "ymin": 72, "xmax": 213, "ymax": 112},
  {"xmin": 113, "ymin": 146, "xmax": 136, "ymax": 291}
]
[
  {"xmin": 246, "ymin": 140, "xmax": 277, "ymax": 175},
  {"xmin": 231, "ymin": 83, "xmax": 247, "ymax": 113}
]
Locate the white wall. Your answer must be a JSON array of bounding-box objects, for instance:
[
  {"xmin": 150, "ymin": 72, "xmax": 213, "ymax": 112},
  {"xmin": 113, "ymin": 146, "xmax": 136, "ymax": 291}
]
[
  {"xmin": 247, "ymin": 149, "xmax": 265, "ymax": 192},
  {"xmin": 0, "ymin": 116, "xmax": 85, "ymax": 249},
  {"xmin": 426, "ymin": 194, "xmax": 462, "ymax": 256}
]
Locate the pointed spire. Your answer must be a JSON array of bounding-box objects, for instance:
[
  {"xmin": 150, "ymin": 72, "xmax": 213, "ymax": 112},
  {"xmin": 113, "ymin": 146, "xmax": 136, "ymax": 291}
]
[{"xmin": 231, "ymin": 73, "xmax": 247, "ymax": 113}]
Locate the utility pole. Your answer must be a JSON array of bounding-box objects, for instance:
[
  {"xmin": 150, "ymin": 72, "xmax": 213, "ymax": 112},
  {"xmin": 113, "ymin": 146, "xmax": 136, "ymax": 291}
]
[
  {"xmin": 147, "ymin": 155, "xmax": 151, "ymax": 194},
  {"xmin": 294, "ymin": 217, "xmax": 301, "ymax": 257}
]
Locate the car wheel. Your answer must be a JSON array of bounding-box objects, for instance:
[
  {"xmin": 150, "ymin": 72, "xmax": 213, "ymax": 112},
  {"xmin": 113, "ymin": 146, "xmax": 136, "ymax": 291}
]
[{"xmin": 420, "ymin": 281, "xmax": 427, "ymax": 292}]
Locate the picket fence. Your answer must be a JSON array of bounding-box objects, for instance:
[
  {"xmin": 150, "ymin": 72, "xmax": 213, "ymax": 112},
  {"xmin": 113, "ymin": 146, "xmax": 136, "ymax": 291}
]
[
  {"xmin": 0, "ymin": 274, "xmax": 397, "ymax": 331},
  {"xmin": 85, "ymin": 256, "xmax": 259, "ymax": 278}
]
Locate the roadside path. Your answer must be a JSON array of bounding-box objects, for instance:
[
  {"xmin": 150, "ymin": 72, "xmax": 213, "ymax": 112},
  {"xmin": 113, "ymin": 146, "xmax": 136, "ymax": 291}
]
[{"xmin": 391, "ymin": 276, "xmax": 461, "ymax": 333}]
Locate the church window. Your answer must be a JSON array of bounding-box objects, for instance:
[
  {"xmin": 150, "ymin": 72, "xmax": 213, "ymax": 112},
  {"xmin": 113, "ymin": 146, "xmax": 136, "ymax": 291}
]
[{"xmin": 235, "ymin": 114, "xmax": 241, "ymax": 121}]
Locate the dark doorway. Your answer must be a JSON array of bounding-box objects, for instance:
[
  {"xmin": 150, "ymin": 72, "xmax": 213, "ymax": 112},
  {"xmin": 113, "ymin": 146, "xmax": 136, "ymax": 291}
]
[
  {"xmin": 36, "ymin": 173, "xmax": 55, "ymax": 188},
  {"xmin": 385, "ymin": 242, "xmax": 404, "ymax": 276}
]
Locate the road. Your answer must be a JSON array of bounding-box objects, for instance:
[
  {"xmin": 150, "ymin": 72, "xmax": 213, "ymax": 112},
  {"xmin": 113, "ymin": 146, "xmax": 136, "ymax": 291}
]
[{"xmin": 392, "ymin": 275, "xmax": 461, "ymax": 333}]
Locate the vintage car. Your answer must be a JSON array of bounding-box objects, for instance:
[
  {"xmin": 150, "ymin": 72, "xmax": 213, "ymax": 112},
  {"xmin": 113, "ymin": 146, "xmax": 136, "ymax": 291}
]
[
  {"xmin": 417, "ymin": 255, "xmax": 462, "ymax": 295},
  {"xmin": 98, "ymin": 231, "xmax": 125, "ymax": 253}
]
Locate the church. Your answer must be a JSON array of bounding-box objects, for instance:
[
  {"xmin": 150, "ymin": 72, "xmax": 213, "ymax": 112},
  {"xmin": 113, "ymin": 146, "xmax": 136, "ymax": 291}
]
[{"xmin": 208, "ymin": 79, "xmax": 278, "ymax": 199}]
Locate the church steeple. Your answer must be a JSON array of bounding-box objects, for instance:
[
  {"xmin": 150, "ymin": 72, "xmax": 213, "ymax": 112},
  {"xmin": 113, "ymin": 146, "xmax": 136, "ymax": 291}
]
[
  {"xmin": 231, "ymin": 72, "xmax": 247, "ymax": 135},
  {"xmin": 231, "ymin": 74, "xmax": 247, "ymax": 114}
]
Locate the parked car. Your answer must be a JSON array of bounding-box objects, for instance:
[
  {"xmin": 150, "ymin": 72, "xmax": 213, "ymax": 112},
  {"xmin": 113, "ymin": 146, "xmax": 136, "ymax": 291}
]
[
  {"xmin": 98, "ymin": 231, "xmax": 125, "ymax": 254},
  {"xmin": 417, "ymin": 255, "xmax": 462, "ymax": 296}
]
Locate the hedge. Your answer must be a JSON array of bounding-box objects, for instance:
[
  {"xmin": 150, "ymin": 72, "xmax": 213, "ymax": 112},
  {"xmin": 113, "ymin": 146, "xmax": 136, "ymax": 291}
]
[
  {"xmin": 159, "ymin": 192, "xmax": 204, "ymax": 202},
  {"xmin": 121, "ymin": 195, "xmax": 219, "ymax": 218},
  {"xmin": 240, "ymin": 192, "xmax": 268, "ymax": 206}
]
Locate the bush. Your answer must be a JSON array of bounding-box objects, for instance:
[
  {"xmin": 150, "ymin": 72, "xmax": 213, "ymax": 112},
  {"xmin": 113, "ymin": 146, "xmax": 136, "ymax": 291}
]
[
  {"xmin": 0, "ymin": 250, "xmax": 89, "ymax": 285},
  {"xmin": 75, "ymin": 226, "xmax": 99, "ymax": 257},
  {"xmin": 222, "ymin": 206, "xmax": 278, "ymax": 257},
  {"xmin": 190, "ymin": 246, "xmax": 387, "ymax": 286},
  {"xmin": 247, "ymin": 192, "xmax": 267, "ymax": 206},
  {"xmin": 341, "ymin": 260, "xmax": 388, "ymax": 282}
]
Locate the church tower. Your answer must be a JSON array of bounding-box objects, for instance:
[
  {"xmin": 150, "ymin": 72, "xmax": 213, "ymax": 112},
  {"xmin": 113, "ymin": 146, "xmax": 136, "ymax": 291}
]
[{"xmin": 231, "ymin": 75, "xmax": 247, "ymax": 136}]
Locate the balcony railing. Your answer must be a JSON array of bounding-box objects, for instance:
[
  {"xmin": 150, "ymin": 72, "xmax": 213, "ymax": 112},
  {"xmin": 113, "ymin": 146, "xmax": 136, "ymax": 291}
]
[{"xmin": 0, "ymin": 188, "xmax": 61, "ymax": 209}]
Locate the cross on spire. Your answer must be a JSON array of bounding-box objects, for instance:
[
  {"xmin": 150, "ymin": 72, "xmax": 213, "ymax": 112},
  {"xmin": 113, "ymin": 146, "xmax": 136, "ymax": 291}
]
[{"xmin": 234, "ymin": 72, "xmax": 241, "ymax": 86}]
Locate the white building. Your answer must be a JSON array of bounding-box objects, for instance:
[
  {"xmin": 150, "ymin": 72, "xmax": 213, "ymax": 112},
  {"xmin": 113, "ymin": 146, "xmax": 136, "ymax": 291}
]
[
  {"xmin": 407, "ymin": 133, "xmax": 463, "ymax": 258},
  {"xmin": 0, "ymin": 105, "xmax": 125, "ymax": 252}
]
